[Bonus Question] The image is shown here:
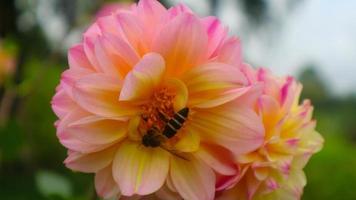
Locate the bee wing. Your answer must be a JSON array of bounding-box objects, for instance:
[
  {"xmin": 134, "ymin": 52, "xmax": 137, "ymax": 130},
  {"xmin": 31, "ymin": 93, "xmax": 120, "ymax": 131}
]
[{"xmin": 159, "ymin": 145, "xmax": 189, "ymax": 161}]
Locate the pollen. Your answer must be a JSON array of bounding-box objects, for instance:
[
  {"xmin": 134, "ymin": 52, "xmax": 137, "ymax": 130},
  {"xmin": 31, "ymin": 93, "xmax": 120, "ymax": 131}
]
[{"xmin": 139, "ymin": 87, "xmax": 176, "ymax": 133}]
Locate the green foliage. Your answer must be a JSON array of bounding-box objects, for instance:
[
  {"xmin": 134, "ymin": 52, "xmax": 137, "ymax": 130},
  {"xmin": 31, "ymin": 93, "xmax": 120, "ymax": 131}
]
[
  {"xmin": 304, "ymin": 135, "xmax": 356, "ymax": 200},
  {"xmin": 18, "ymin": 58, "xmax": 65, "ymax": 163},
  {"xmin": 0, "ymin": 58, "xmax": 96, "ymax": 200},
  {"xmin": 0, "ymin": 120, "xmax": 23, "ymax": 161}
]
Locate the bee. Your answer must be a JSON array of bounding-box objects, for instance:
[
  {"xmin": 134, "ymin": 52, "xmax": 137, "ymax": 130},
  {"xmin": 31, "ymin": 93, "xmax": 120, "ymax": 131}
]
[
  {"xmin": 141, "ymin": 107, "xmax": 190, "ymax": 160},
  {"xmin": 141, "ymin": 127, "xmax": 188, "ymax": 161},
  {"xmin": 141, "ymin": 127, "xmax": 165, "ymax": 148},
  {"xmin": 160, "ymin": 107, "xmax": 189, "ymax": 138}
]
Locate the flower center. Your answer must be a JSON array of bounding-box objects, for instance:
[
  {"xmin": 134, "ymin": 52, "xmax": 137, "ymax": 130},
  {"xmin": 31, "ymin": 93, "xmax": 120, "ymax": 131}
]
[{"xmin": 139, "ymin": 87, "xmax": 176, "ymax": 134}]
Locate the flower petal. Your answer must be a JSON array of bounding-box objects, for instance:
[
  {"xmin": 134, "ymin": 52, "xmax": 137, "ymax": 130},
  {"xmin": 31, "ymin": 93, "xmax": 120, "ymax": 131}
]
[
  {"xmin": 59, "ymin": 132, "xmax": 113, "ymax": 153},
  {"xmin": 96, "ymin": 3, "xmax": 129, "ymax": 18},
  {"xmin": 68, "ymin": 44, "xmax": 95, "ymax": 70},
  {"xmin": 152, "ymin": 13, "xmax": 208, "ymax": 76},
  {"xmin": 257, "ymin": 68, "xmax": 281, "ymax": 100},
  {"xmin": 255, "ymin": 170, "xmax": 306, "ymax": 200},
  {"xmin": 184, "ymin": 62, "xmax": 246, "ymax": 92},
  {"xmin": 216, "ymin": 183, "xmax": 247, "ymax": 200},
  {"xmin": 73, "ymin": 73, "xmax": 139, "ymax": 118},
  {"xmin": 136, "ymin": 0, "xmax": 167, "ymax": 45},
  {"xmin": 174, "ymin": 128, "xmax": 200, "ymax": 153},
  {"xmin": 164, "ymin": 78, "xmax": 188, "ymax": 112},
  {"xmin": 216, "ymin": 36, "xmax": 242, "ymax": 67},
  {"xmin": 66, "ymin": 116, "xmax": 127, "ymax": 145},
  {"xmin": 183, "ymin": 62, "xmax": 248, "ymax": 108},
  {"xmin": 155, "ymin": 184, "xmax": 182, "ymax": 200},
  {"xmin": 61, "ymin": 67, "xmax": 93, "ymax": 99},
  {"xmin": 259, "ymin": 95, "xmax": 282, "ymax": 139},
  {"xmin": 64, "ymin": 145, "xmax": 117, "ymax": 173},
  {"xmin": 96, "ymin": 15, "xmax": 121, "ymax": 36},
  {"xmin": 95, "ymin": 15, "xmax": 141, "ymax": 78},
  {"xmin": 241, "ymin": 63, "xmax": 258, "ymax": 85},
  {"xmin": 56, "ymin": 108, "xmax": 113, "ymax": 153},
  {"xmin": 167, "ymin": 3, "xmax": 193, "ymax": 18},
  {"xmin": 194, "ymin": 144, "xmax": 237, "ymax": 176},
  {"xmin": 113, "ymin": 141, "xmax": 170, "ymax": 196},
  {"xmin": 297, "ymin": 123, "xmax": 324, "ymax": 156},
  {"xmin": 119, "ymin": 53, "xmax": 165, "ymax": 101},
  {"xmin": 115, "ymin": 11, "xmax": 148, "ymax": 55},
  {"xmin": 191, "ymin": 101, "xmax": 264, "ymax": 155},
  {"xmin": 216, "ymin": 166, "xmax": 247, "ymax": 191},
  {"xmin": 170, "ymin": 156, "xmax": 215, "ymax": 200},
  {"xmin": 137, "ymin": 0, "xmax": 166, "ymax": 23},
  {"xmin": 192, "ymin": 86, "xmax": 254, "ymax": 109},
  {"xmin": 246, "ymin": 170, "xmax": 263, "ymax": 199},
  {"xmin": 95, "ymin": 165, "xmax": 120, "ymax": 199},
  {"xmin": 83, "ymin": 24, "xmax": 102, "ymax": 72},
  {"xmin": 51, "ymin": 87, "xmax": 76, "ymax": 119},
  {"xmin": 202, "ymin": 16, "xmax": 228, "ymax": 58},
  {"xmin": 94, "ymin": 37, "xmax": 122, "ymax": 77},
  {"xmin": 101, "ymin": 32, "xmax": 140, "ymax": 76}
]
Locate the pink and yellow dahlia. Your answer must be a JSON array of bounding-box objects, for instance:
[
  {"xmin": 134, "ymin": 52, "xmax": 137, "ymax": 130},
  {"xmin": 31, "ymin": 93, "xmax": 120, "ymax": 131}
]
[
  {"xmin": 52, "ymin": 0, "xmax": 264, "ymax": 199},
  {"xmin": 217, "ymin": 66, "xmax": 324, "ymax": 200}
]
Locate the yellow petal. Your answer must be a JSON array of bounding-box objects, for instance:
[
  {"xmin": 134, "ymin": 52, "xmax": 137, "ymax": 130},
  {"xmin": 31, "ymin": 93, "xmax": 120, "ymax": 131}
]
[
  {"xmin": 174, "ymin": 128, "xmax": 200, "ymax": 152},
  {"xmin": 113, "ymin": 141, "xmax": 170, "ymax": 196}
]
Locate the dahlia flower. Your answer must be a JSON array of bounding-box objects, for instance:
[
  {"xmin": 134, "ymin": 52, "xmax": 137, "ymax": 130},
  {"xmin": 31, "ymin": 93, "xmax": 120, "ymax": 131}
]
[
  {"xmin": 217, "ymin": 66, "xmax": 324, "ymax": 200},
  {"xmin": 51, "ymin": 0, "xmax": 264, "ymax": 199}
]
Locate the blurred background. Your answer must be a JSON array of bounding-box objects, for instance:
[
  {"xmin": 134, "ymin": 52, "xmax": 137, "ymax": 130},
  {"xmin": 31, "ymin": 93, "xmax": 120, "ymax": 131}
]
[{"xmin": 0, "ymin": 0, "xmax": 355, "ymax": 199}]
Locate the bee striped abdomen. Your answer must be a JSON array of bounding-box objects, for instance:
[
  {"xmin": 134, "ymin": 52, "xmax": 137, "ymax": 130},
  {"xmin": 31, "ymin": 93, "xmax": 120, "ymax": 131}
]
[{"xmin": 162, "ymin": 107, "xmax": 189, "ymax": 138}]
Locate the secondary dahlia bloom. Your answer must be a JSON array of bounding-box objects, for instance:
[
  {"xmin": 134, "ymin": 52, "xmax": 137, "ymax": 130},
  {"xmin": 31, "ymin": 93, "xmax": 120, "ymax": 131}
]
[
  {"xmin": 0, "ymin": 43, "xmax": 16, "ymax": 84},
  {"xmin": 52, "ymin": 0, "xmax": 264, "ymax": 199},
  {"xmin": 217, "ymin": 66, "xmax": 324, "ymax": 200}
]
